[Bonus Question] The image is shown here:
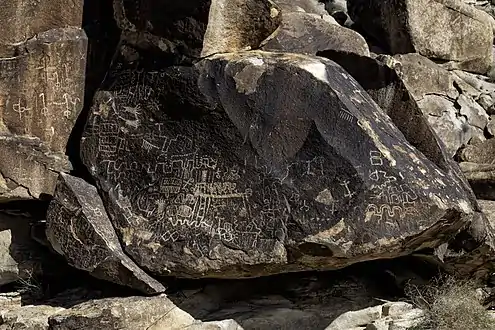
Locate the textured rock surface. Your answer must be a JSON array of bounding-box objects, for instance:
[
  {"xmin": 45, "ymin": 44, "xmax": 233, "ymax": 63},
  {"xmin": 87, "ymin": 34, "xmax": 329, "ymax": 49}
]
[
  {"xmin": 201, "ymin": 0, "xmax": 281, "ymax": 57},
  {"xmin": 317, "ymin": 51, "xmax": 465, "ymax": 159},
  {"xmin": 322, "ymin": 50, "xmax": 492, "ymax": 157},
  {"xmin": 347, "ymin": 0, "xmax": 494, "ymax": 73},
  {"xmin": 80, "ymin": 50, "xmax": 481, "ymax": 278},
  {"xmin": 46, "ymin": 173, "xmax": 165, "ymax": 294},
  {"xmin": 0, "ymin": 27, "xmax": 86, "ymax": 200},
  {"xmin": 273, "ymin": 0, "xmax": 329, "ymax": 16},
  {"xmin": 262, "ymin": 11, "xmax": 369, "ymax": 56}
]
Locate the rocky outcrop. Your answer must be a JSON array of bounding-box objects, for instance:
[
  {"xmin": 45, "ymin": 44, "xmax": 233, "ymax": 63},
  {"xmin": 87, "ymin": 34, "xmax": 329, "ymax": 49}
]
[
  {"xmin": 347, "ymin": 0, "xmax": 494, "ymax": 73},
  {"xmin": 1, "ymin": 0, "xmax": 495, "ymax": 327},
  {"xmin": 0, "ymin": 305, "xmax": 66, "ymax": 330},
  {"xmin": 46, "ymin": 173, "xmax": 165, "ymax": 294},
  {"xmin": 392, "ymin": 53, "xmax": 489, "ymax": 156},
  {"xmin": 0, "ymin": 292, "xmax": 243, "ymax": 330}
]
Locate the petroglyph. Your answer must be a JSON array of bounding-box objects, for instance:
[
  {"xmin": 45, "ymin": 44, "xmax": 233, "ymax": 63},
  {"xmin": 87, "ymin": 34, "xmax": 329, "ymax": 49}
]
[{"xmin": 365, "ymin": 150, "xmax": 420, "ymax": 224}]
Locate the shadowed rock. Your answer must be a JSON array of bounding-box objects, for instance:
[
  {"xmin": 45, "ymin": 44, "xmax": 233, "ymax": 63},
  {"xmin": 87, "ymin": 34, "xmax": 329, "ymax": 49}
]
[
  {"xmin": 0, "ymin": 0, "xmax": 83, "ymax": 57},
  {"xmin": 80, "ymin": 51, "xmax": 482, "ymax": 278},
  {"xmin": 46, "ymin": 173, "xmax": 165, "ymax": 294}
]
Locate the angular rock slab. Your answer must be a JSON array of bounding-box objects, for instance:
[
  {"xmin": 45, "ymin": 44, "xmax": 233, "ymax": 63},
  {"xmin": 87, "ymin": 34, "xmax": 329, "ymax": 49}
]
[
  {"xmin": 0, "ymin": 27, "xmax": 87, "ymax": 200},
  {"xmin": 46, "ymin": 173, "xmax": 165, "ymax": 294},
  {"xmin": 262, "ymin": 11, "xmax": 370, "ymax": 57},
  {"xmin": 201, "ymin": 0, "xmax": 281, "ymax": 57},
  {"xmin": 82, "ymin": 51, "xmax": 479, "ymax": 278},
  {"xmin": 460, "ymin": 162, "xmax": 495, "ymax": 200},
  {"xmin": 347, "ymin": 0, "xmax": 493, "ymax": 73}
]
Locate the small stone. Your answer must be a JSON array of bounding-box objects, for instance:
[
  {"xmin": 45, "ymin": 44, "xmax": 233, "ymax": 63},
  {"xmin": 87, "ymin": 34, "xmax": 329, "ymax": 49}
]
[{"xmin": 46, "ymin": 173, "xmax": 166, "ymax": 294}]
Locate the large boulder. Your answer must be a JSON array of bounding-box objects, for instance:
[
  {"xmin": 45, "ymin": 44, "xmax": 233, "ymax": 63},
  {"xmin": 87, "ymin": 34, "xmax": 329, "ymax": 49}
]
[
  {"xmin": 347, "ymin": 0, "xmax": 494, "ymax": 73},
  {"xmin": 201, "ymin": 0, "xmax": 281, "ymax": 57},
  {"xmin": 46, "ymin": 173, "xmax": 165, "ymax": 294},
  {"xmin": 81, "ymin": 50, "xmax": 482, "ymax": 278}
]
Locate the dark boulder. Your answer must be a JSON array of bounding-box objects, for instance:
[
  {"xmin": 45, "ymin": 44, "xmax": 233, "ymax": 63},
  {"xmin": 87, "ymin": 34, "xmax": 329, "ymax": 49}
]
[
  {"xmin": 46, "ymin": 173, "xmax": 165, "ymax": 294},
  {"xmin": 80, "ymin": 51, "xmax": 482, "ymax": 278}
]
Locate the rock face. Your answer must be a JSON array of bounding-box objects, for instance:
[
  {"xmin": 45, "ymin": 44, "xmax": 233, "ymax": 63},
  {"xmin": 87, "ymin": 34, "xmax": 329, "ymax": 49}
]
[
  {"xmin": 46, "ymin": 173, "xmax": 166, "ymax": 294},
  {"xmin": 81, "ymin": 50, "xmax": 480, "ymax": 278},
  {"xmin": 320, "ymin": 50, "xmax": 492, "ymax": 157},
  {"xmin": 347, "ymin": 0, "xmax": 494, "ymax": 73},
  {"xmin": 262, "ymin": 11, "xmax": 370, "ymax": 56},
  {"xmin": 0, "ymin": 11, "xmax": 87, "ymax": 200}
]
